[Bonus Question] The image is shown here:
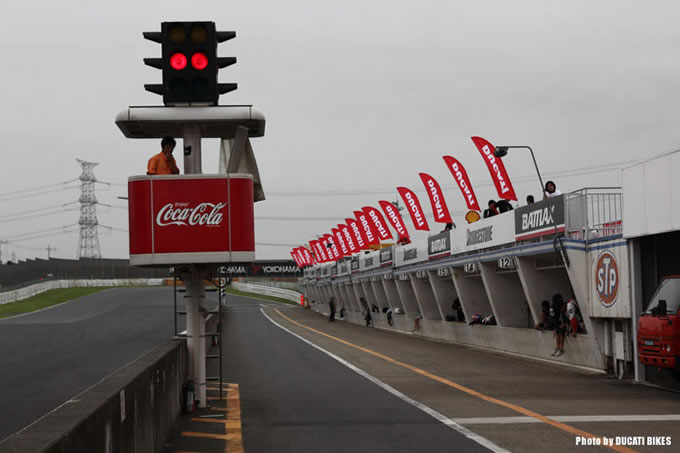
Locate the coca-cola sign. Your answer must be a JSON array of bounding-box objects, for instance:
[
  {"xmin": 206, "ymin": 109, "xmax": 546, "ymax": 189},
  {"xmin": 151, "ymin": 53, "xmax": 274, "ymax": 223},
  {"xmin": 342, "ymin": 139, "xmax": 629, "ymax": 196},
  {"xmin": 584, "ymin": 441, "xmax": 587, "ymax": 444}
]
[
  {"xmin": 156, "ymin": 202, "xmax": 226, "ymax": 227},
  {"xmin": 128, "ymin": 175, "xmax": 254, "ymax": 265}
]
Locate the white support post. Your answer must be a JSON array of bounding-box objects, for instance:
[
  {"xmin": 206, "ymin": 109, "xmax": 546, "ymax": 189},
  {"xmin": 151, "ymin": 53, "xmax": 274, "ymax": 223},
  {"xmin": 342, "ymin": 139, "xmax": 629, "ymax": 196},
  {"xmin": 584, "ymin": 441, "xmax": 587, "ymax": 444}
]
[
  {"xmin": 183, "ymin": 124, "xmax": 202, "ymax": 175},
  {"xmin": 185, "ymin": 266, "xmax": 207, "ymax": 408}
]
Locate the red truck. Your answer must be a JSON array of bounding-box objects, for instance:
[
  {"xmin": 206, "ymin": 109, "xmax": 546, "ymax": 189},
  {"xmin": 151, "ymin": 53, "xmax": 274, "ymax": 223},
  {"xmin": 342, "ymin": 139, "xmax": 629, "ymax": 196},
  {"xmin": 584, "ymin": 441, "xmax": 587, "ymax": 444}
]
[{"xmin": 638, "ymin": 276, "xmax": 680, "ymax": 379}]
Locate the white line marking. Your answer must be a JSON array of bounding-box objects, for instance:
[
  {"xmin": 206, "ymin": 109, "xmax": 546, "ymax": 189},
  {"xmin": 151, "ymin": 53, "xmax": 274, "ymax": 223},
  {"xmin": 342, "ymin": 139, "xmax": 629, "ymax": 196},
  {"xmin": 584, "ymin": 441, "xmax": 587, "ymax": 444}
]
[
  {"xmin": 454, "ymin": 414, "xmax": 680, "ymax": 425},
  {"xmin": 260, "ymin": 308, "xmax": 508, "ymax": 453}
]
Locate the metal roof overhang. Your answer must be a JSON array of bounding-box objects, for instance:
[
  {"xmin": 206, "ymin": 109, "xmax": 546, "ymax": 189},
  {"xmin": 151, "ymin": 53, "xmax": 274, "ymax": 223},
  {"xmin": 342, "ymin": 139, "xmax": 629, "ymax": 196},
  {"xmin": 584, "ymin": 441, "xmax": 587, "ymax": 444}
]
[{"xmin": 115, "ymin": 105, "xmax": 266, "ymax": 139}]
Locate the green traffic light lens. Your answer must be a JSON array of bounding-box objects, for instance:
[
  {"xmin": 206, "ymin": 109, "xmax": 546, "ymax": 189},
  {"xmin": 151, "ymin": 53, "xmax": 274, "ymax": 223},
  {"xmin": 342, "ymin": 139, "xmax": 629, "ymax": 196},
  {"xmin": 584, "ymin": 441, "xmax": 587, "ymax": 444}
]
[
  {"xmin": 170, "ymin": 78, "xmax": 189, "ymax": 98},
  {"xmin": 191, "ymin": 78, "xmax": 209, "ymax": 97},
  {"xmin": 190, "ymin": 25, "xmax": 208, "ymax": 43},
  {"xmin": 168, "ymin": 25, "xmax": 186, "ymax": 44}
]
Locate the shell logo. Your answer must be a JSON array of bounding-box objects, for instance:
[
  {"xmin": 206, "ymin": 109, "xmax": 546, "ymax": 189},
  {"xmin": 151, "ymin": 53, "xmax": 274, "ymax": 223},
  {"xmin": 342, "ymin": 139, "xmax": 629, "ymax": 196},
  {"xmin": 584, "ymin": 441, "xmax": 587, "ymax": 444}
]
[{"xmin": 465, "ymin": 211, "xmax": 481, "ymax": 224}]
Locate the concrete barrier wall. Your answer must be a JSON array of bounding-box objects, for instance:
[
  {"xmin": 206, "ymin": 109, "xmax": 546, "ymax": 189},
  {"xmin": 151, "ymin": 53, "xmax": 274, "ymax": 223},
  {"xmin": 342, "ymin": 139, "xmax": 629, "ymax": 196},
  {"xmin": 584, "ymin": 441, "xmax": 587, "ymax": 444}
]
[
  {"xmin": 0, "ymin": 339, "xmax": 187, "ymax": 453},
  {"xmin": 0, "ymin": 279, "xmax": 165, "ymax": 305},
  {"xmin": 232, "ymin": 281, "xmax": 303, "ymax": 304}
]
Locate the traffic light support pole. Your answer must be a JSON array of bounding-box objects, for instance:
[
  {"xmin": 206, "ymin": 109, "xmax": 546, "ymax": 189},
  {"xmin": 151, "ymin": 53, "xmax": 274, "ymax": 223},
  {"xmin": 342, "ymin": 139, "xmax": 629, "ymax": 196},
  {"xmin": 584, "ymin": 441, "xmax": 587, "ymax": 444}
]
[
  {"xmin": 183, "ymin": 124, "xmax": 203, "ymax": 174},
  {"xmin": 184, "ymin": 126, "xmax": 206, "ymax": 408}
]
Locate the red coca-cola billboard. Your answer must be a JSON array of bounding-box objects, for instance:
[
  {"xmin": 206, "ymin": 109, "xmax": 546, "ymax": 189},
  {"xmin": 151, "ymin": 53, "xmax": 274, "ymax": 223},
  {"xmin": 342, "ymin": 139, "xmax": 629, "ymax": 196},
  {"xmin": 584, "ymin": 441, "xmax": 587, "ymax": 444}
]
[{"xmin": 128, "ymin": 174, "xmax": 254, "ymax": 265}]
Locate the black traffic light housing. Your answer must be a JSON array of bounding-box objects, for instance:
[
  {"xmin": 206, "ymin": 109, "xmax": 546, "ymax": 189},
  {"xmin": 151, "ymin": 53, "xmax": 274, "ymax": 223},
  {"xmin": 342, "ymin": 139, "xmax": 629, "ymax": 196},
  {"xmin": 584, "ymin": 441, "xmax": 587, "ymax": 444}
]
[{"xmin": 144, "ymin": 22, "xmax": 237, "ymax": 106}]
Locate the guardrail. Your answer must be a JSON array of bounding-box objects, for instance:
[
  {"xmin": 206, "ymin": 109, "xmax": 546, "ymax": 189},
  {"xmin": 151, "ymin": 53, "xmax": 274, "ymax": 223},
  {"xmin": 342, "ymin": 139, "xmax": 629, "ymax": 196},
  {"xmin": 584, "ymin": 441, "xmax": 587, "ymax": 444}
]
[
  {"xmin": 0, "ymin": 279, "xmax": 165, "ymax": 305},
  {"xmin": 231, "ymin": 281, "xmax": 304, "ymax": 305},
  {"xmin": 565, "ymin": 188, "xmax": 623, "ymax": 240}
]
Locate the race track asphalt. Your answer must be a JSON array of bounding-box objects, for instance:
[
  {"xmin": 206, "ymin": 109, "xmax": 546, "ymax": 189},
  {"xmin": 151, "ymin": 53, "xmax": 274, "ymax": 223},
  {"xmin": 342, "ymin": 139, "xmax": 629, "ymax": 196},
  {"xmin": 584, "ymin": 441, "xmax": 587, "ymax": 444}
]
[{"xmin": 0, "ymin": 287, "xmax": 180, "ymax": 442}]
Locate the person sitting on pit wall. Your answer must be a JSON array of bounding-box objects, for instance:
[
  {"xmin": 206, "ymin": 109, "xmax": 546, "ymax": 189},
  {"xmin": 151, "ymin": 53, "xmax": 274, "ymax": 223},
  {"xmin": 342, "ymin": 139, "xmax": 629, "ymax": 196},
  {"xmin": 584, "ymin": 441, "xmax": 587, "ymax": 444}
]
[
  {"xmin": 544, "ymin": 180, "xmax": 562, "ymax": 199},
  {"xmin": 526, "ymin": 195, "xmax": 535, "ymax": 205},
  {"xmin": 371, "ymin": 303, "xmax": 380, "ymax": 313},
  {"xmin": 534, "ymin": 300, "xmax": 553, "ymax": 330},
  {"xmin": 496, "ymin": 199, "xmax": 514, "ymax": 213},
  {"xmin": 566, "ymin": 297, "xmax": 581, "ymax": 336},
  {"xmin": 483, "ymin": 200, "xmax": 498, "ymax": 218}
]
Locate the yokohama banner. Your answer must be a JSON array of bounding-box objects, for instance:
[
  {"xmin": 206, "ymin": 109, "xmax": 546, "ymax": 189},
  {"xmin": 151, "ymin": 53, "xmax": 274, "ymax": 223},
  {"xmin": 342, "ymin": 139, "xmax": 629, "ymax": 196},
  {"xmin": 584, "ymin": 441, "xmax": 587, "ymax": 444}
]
[
  {"xmin": 338, "ymin": 223, "xmax": 360, "ymax": 254},
  {"xmin": 378, "ymin": 200, "xmax": 410, "ymax": 240},
  {"xmin": 397, "ymin": 186, "xmax": 430, "ymax": 231},
  {"xmin": 345, "ymin": 218, "xmax": 369, "ymax": 250},
  {"xmin": 361, "ymin": 206, "xmax": 393, "ymax": 241},
  {"xmin": 419, "ymin": 173, "xmax": 453, "ymax": 224},
  {"xmin": 354, "ymin": 210, "xmax": 380, "ymax": 247},
  {"xmin": 471, "ymin": 136, "xmax": 517, "ymax": 201},
  {"xmin": 443, "ymin": 156, "xmax": 481, "ymax": 212},
  {"xmin": 332, "ymin": 228, "xmax": 349, "ymax": 257}
]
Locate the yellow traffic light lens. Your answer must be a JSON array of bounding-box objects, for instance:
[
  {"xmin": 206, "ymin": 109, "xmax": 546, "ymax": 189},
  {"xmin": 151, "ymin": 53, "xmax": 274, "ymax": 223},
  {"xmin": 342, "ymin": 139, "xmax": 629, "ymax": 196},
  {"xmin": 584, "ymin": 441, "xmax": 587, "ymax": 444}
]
[
  {"xmin": 190, "ymin": 25, "xmax": 208, "ymax": 43},
  {"xmin": 168, "ymin": 25, "xmax": 186, "ymax": 44}
]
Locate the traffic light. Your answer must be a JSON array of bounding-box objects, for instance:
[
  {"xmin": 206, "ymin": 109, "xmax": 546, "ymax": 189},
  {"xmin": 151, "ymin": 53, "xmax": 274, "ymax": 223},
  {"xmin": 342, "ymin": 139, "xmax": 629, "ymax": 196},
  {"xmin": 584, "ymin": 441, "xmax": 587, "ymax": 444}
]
[{"xmin": 144, "ymin": 22, "xmax": 237, "ymax": 106}]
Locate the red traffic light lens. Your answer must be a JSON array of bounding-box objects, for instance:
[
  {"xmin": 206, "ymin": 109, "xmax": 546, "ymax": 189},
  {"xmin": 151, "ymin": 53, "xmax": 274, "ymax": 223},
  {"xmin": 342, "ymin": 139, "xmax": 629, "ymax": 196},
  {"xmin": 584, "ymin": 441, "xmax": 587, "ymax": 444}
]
[
  {"xmin": 170, "ymin": 53, "xmax": 187, "ymax": 70},
  {"xmin": 191, "ymin": 53, "xmax": 208, "ymax": 70}
]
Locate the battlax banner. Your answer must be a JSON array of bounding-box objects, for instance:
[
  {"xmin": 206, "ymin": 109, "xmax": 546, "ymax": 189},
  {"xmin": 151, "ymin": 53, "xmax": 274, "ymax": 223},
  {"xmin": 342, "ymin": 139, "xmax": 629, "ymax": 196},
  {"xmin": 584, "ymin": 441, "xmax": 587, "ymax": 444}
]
[
  {"xmin": 362, "ymin": 206, "xmax": 393, "ymax": 241},
  {"xmin": 397, "ymin": 186, "xmax": 430, "ymax": 231},
  {"xmin": 471, "ymin": 136, "xmax": 517, "ymax": 201},
  {"xmin": 378, "ymin": 200, "xmax": 410, "ymax": 241},
  {"xmin": 419, "ymin": 173, "xmax": 453, "ymax": 224},
  {"xmin": 443, "ymin": 156, "xmax": 481, "ymax": 212}
]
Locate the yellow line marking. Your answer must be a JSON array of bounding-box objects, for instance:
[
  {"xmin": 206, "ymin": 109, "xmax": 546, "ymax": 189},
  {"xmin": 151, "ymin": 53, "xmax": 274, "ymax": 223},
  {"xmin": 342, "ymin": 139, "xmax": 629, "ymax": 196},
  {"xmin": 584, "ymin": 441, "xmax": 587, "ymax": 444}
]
[
  {"xmin": 191, "ymin": 417, "xmax": 225, "ymax": 423},
  {"xmin": 274, "ymin": 309, "xmax": 637, "ymax": 453},
  {"xmin": 225, "ymin": 384, "xmax": 243, "ymax": 453},
  {"xmin": 182, "ymin": 431, "xmax": 228, "ymax": 440}
]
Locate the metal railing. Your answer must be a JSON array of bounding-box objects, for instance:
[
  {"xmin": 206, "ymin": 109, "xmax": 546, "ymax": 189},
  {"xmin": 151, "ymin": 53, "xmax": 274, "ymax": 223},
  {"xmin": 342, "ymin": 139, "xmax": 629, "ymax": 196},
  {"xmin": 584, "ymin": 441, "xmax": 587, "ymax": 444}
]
[{"xmin": 565, "ymin": 187, "xmax": 622, "ymax": 240}]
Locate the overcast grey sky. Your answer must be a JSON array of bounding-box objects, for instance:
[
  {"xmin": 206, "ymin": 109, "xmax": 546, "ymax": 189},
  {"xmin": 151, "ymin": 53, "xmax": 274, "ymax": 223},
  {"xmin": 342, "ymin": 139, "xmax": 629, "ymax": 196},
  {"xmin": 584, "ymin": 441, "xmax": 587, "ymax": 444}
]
[{"xmin": 2, "ymin": 0, "xmax": 680, "ymax": 261}]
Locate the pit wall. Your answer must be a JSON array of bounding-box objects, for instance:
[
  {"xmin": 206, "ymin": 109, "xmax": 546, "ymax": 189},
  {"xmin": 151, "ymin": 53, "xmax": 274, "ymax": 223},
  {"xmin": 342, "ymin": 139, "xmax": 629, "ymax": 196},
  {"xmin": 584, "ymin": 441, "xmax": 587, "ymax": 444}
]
[
  {"xmin": 0, "ymin": 339, "xmax": 187, "ymax": 453},
  {"xmin": 305, "ymin": 238, "xmax": 636, "ymax": 371}
]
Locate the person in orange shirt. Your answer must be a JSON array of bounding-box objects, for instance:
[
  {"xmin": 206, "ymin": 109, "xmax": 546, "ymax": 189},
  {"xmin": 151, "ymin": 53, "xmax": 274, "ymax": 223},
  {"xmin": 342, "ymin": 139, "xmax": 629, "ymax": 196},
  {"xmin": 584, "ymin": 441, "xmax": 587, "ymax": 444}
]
[{"xmin": 147, "ymin": 136, "xmax": 180, "ymax": 175}]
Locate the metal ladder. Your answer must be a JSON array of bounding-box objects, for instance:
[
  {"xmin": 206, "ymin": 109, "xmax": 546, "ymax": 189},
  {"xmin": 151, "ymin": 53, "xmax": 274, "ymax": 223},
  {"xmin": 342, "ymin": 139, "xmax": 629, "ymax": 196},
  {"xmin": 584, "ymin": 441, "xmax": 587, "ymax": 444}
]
[{"xmin": 173, "ymin": 270, "xmax": 227, "ymax": 400}]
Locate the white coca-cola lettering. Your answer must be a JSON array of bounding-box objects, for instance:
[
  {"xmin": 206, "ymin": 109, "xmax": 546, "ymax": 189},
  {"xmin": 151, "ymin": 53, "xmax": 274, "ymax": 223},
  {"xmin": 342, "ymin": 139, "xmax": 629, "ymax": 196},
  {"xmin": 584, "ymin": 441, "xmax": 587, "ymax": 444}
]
[
  {"xmin": 156, "ymin": 202, "xmax": 226, "ymax": 227},
  {"xmin": 482, "ymin": 145, "xmax": 509, "ymax": 194},
  {"xmin": 426, "ymin": 179, "xmax": 445, "ymax": 219},
  {"xmin": 451, "ymin": 161, "xmax": 477, "ymax": 207},
  {"xmin": 384, "ymin": 204, "xmax": 406, "ymax": 236},
  {"xmin": 404, "ymin": 192, "xmax": 425, "ymax": 227},
  {"xmin": 350, "ymin": 221, "xmax": 366, "ymax": 247},
  {"xmin": 368, "ymin": 209, "xmax": 388, "ymax": 238},
  {"xmin": 359, "ymin": 214, "xmax": 376, "ymax": 242}
]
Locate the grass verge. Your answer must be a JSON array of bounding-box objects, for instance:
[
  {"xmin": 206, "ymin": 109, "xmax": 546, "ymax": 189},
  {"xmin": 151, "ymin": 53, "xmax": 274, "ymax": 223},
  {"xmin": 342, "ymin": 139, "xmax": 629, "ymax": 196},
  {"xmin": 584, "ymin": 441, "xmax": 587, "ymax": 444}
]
[
  {"xmin": 0, "ymin": 287, "xmax": 114, "ymax": 318},
  {"xmin": 223, "ymin": 287, "xmax": 301, "ymax": 306}
]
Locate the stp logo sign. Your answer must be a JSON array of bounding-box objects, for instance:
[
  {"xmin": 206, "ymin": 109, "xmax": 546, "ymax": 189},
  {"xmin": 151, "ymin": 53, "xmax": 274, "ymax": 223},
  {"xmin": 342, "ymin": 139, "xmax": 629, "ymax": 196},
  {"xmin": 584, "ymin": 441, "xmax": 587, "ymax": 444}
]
[{"xmin": 595, "ymin": 250, "xmax": 618, "ymax": 306}]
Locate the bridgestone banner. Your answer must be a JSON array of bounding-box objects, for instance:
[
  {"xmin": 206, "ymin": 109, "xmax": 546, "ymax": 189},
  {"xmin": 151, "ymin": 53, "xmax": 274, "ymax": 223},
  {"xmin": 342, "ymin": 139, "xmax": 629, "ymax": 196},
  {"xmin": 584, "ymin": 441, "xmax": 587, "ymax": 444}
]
[
  {"xmin": 471, "ymin": 136, "xmax": 517, "ymax": 201},
  {"xmin": 397, "ymin": 186, "xmax": 430, "ymax": 231},
  {"xmin": 514, "ymin": 195, "xmax": 565, "ymax": 240},
  {"xmin": 443, "ymin": 156, "xmax": 481, "ymax": 212},
  {"xmin": 419, "ymin": 173, "xmax": 453, "ymax": 224}
]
